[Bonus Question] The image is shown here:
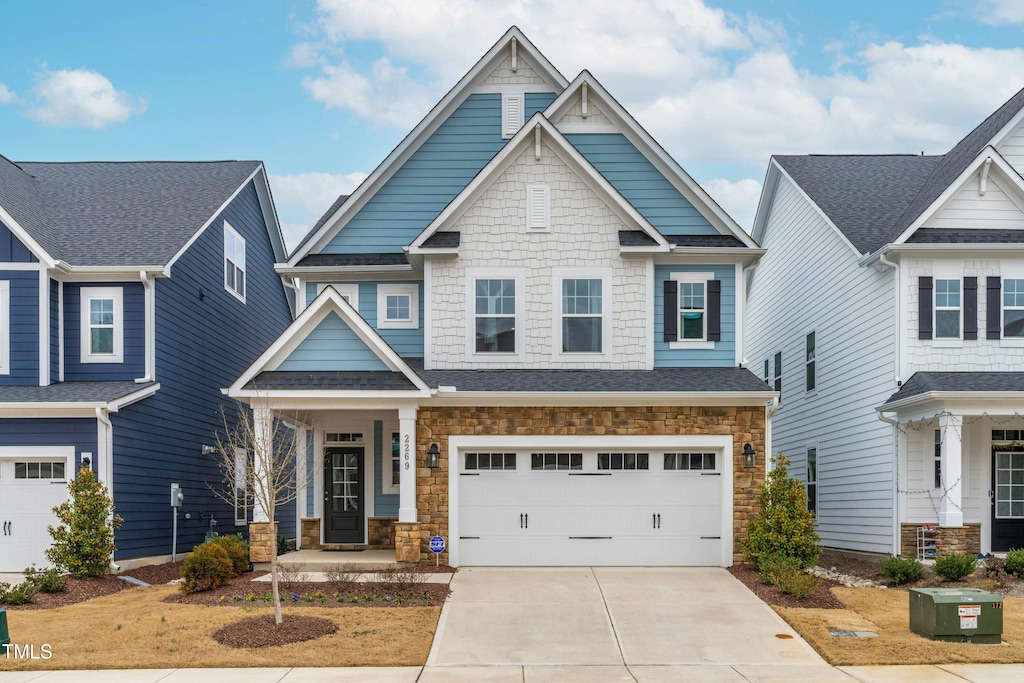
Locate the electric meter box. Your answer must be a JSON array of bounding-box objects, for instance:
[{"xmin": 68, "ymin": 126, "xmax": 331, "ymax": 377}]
[{"xmin": 909, "ymin": 588, "xmax": 1003, "ymax": 644}]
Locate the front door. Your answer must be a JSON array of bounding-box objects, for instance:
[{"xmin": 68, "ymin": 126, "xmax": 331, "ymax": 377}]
[
  {"xmin": 992, "ymin": 448, "xmax": 1024, "ymax": 552},
  {"xmin": 323, "ymin": 447, "xmax": 364, "ymax": 544}
]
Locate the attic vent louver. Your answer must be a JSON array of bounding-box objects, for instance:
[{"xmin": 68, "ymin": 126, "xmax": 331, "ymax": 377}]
[{"xmin": 503, "ymin": 93, "xmax": 523, "ymax": 138}]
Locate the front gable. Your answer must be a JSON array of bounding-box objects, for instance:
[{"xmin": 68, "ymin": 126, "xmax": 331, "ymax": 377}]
[
  {"xmin": 277, "ymin": 312, "xmax": 389, "ymax": 371},
  {"xmin": 0, "ymin": 220, "xmax": 38, "ymax": 263}
]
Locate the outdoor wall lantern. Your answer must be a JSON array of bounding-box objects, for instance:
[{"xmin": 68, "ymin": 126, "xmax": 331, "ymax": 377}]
[
  {"xmin": 743, "ymin": 443, "xmax": 756, "ymax": 469},
  {"xmin": 427, "ymin": 443, "xmax": 441, "ymax": 469}
]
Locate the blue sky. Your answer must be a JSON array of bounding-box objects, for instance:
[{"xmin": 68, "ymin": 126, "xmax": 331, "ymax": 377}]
[{"xmin": 2, "ymin": 1, "xmax": 1023, "ymax": 248}]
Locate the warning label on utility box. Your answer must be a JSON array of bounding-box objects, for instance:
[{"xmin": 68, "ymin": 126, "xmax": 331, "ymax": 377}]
[{"xmin": 959, "ymin": 605, "xmax": 981, "ymax": 629}]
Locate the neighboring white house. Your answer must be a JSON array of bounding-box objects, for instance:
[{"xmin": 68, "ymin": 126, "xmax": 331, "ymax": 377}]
[{"xmin": 746, "ymin": 87, "xmax": 1024, "ymax": 558}]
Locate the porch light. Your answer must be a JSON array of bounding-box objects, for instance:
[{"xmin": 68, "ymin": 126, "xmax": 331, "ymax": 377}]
[
  {"xmin": 743, "ymin": 443, "xmax": 756, "ymax": 469},
  {"xmin": 427, "ymin": 443, "xmax": 441, "ymax": 469}
]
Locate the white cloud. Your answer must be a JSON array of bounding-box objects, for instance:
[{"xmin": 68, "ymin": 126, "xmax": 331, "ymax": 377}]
[
  {"xmin": 703, "ymin": 178, "xmax": 762, "ymax": 233},
  {"xmin": 302, "ymin": 57, "xmax": 434, "ymax": 127},
  {"xmin": 30, "ymin": 68, "xmax": 147, "ymax": 129},
  {"xmin": 976, "ymin": 0, "xmax": 1024, "ymax": 25},
  {"xmin": 269, "ymin": 171, "xmax": 369, "ymax": 250},
  {"xmin": 0, "ymin": 84, "xmax": 16, "ymax": 104}
]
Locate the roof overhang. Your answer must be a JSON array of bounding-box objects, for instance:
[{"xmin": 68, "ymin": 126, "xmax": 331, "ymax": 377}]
[
  {"xmin": 877, "ymin": 390, "xmax": 1024, "ymax": 420},
  {"xmin": 274, "ymin": 263, "xmax": 416, "ymax": 278},
  {"xmin": 427, "ymin": 389, "xmax": 778, "ymax": 408},
  {"xmin": 0, "ymin": 382, "xmax": 160, "ymax": 419}
]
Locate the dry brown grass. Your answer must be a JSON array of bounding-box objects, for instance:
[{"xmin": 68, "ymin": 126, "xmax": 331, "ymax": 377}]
[
  {"xmin": 776, "ymin": 587, "xmax": 1024, "ymax": 666},
  {"xmin": 0, "ymin": 584, "xmax": 440, "ymax": 671}
]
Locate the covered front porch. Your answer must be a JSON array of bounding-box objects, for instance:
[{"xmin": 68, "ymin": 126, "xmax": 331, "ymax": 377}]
[{"xmin": 880, "ymin": 372, "xmax": 1024, "ymax": 557}]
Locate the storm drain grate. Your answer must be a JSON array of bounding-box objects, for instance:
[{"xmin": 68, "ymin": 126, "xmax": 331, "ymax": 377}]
[{"xmin": 829, "ymin": 629, "xmax": 878, "ymax": 638}]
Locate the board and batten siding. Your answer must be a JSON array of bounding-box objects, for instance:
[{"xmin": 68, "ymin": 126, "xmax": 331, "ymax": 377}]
[
  {"xmin": 922, "ymin": 175, "xmax": 1024, "ymax": 231},
  {"xmin": 0, "ymin": 269, "xmax": 38, "ymax": 386},
  {"xmin": 745, "ymin": 174, "xmax": 898, "ymax": 554},
  {"xmin": 304, "ymin": 281, "xmax": 424, "ymax": 358},
  {"xmin": 653, "ymin": 264, "xmax": 735, "ymax": 367},
  {"xmin": 565, "ymin": 134, "xmax": 717, "ymax": 236},
  {"xmin": 110, "ymin": 181, "xmax": 293, "ymax": 559},
  {"xmin": 996, "ymin": 119, "xmax": 1024, "ymax": 176},
  {"xmin": 323, "ymin": 92, "xmax": 556, "ymax": 254},
  {"xmin": 62, "ymin": 282, "xmax": 145, "ymax": 381}
]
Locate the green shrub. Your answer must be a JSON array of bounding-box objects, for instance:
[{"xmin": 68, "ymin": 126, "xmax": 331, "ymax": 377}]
[
  {"xmin": 0, "ymin": 581, "xmax": 38, "ymax": 605},
  {"xmin": 207, "ymin": 534, "xmax": 249, "ymax": 576},
  {"xmin": 742, "ymin": 454, "xmax": 821, "ymax": 569},
  {"xmin": 879, "ymin": 555, "xmax": 924, "ymax": 585},
  {"xmin": 23, "ymin": 565, "xmax": 67, "ymax": 593},
  {"xmin": 180, "ymin": 542, "xmax": 233, "ymax": 594},
  {"xmin": 934, "ymin": 552, "xmax": 978, "ymax": 582},
  {"xmin": 1005, "ymin": 548, "xmax": 1024, "ymax": 576},
  {"xmin": 46, "ymin": 468, "xmax": 123, "ymax": 578},
  {"xmin": 757, "ymin": 552, "xmax": 802, "ymax": 586},
  {"xmin": 774, "ymin": 569, "xmax": 821, "ymax": 600},
  {"xmin": 277, "ymin": 534, "xmax": 291, "ymax": 557}
]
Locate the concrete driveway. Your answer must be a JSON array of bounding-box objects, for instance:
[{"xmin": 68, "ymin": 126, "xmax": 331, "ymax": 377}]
[{"xmin": 423, "ymin": 567, "xmax": 849, "ymax": 682}]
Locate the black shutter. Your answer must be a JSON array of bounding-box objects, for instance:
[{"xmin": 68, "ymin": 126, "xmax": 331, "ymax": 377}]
[
  {"xmin": 987, "ymin": 276, "xmax": 1002, "ymax": 340},
  {"xmin": 707, "ymin": 280, "xmax": 721, "ymax": 342},
  {"xmin": 918, "ymin": 277, "xmax": 933, "ymax": 340},
  {"xmin": 964, "ymin": 277, "xmax": 978, "ymax": 340},
  {"xmin": 663, "ymin": 279, "xmax": 678, "ymax": 342}
]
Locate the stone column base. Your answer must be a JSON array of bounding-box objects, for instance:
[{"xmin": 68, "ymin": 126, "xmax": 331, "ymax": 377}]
[
  {"xmin": 249, "ymin": 522, "xmax": 277, "ymax": 563},
  {"xmin": 900, "ymin": 522, "xmax": 981, "ymax": 559},
  {"xmin": 394, "ymin": 522, "xmax": 421, "ymax": 563},
  {"xmin": 301, "ymin": 518, "xmax": 321, "ymax": 550}
]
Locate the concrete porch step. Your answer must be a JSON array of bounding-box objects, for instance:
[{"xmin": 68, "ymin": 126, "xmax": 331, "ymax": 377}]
[{"xmin": 255, "ymin": 548, "xmax": 402, "ymax": 573}]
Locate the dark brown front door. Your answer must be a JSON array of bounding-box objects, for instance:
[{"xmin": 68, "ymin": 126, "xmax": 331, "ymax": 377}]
[
  {"xmin": 992, "ymin": 448, "xmax": 1024, "ymax": 552},
  {"xmin": 324, "ymin": 447, "xmax": 364, "ymax": 544}
]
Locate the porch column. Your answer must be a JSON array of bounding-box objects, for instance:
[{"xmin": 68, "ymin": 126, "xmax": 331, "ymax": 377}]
[
  {"xmin": 939, "ymin": 413, "xmax": 964, "ymax": 528},
  {"xmin": 398, "ymin": 406, "xmax": 418, "ymax": 523},
  {"xmin": 252, "ymin": 403, "xmax": 273, "ymax": 523}
]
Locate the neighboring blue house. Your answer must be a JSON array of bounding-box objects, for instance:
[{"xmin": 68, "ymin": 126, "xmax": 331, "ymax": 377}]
[
  {"xmin": 230, "ymin": 28, "xmax": 775, "ymax": 568},
  {"xmin": 0, "ymin": 157, "xmax": 293, "ymax": 571},
  {"xmin": 746, "ymin": 87, "xmax": 1024, "ymax": 559}
]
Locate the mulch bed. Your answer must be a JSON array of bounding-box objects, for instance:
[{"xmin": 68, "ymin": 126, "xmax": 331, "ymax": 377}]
[
  {"xmin": 728, "ymin": 563, "xmax": 845, "ymax": 609},
  {"xmin": 212, "ymin": 614, "xmax": 338, "ymax": 648},
  {"xmin": 121, "ymin": 560, "xmax": 185, "ymax": 585},
  {"xmin": 2, "ymin": 574, "xmax": 130, "ymax": 611}
]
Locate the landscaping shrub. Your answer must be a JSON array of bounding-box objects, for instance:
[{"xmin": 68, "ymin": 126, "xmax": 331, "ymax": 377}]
[
  {"xmin": 773, "ymin": 569, "xmax": 821, "ymax": 600},
  {"xmin": 742, "ymin": 454, "xmax": 821, "ymax": 569},
  {"xmin": 46, "ymin": 468, "xmax": 123, "ymax": 578},
  {"xmin": 1005, "ymin": 548, "xmax": 1024, "ymax": 576},
  {"xmin": 757, "ymin": 552, "xmax": 802, "ymax": 586},
  {"xmin": 277, "ymin": 534, "xmax": 292, "ymax": 556},
  {"xmin": 180, "ymin": 542, "xmax": 234, "ymax": 594},
  {"xmin": 934, "ymin": 552, "xmax": 978, "ymax": 582},
  {"xmin": 0, "ymin": 581, "xmax": 38, "ymax": 605},
  {"xmin": 879, "ymin": 555, "xmax": 924, "ymax": 585},
  {"xmin": 23, "ymin": 565, "xmax": 67, "ymax": 593},
  {"xmin": 207, "ymin": 534, "xmax": 250, "ymax": 576}
]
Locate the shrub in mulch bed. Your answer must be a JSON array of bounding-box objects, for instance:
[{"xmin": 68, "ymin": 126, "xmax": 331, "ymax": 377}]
[
  {"xmin": 213, "ymin": 614, "xmax": 338, "ymax": 648},
  {"xmin": 2, "ymin": 575, "xmax": 129, "ymax": 610},
  {"xmin": 728, "ymin": 563, "xmax": 845, "ymax": 609}
]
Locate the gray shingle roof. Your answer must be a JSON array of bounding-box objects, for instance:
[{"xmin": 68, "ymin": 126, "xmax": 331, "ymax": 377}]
[
  {"xmin": 245, "ymin": 371, "xmax": 416, "ymax": 391},
  {"xmin": 619, "ymin": 230, "xmax": 657, "ymax": 246},
  {"xmin": 907, "ymin": 228, "xmax": 1024, "ymax": 244},
  {"xmin": 292, "ymin": 193, "xmax": 351, "ymax": 258},
  {"xmin": 294, "ymin": 253, "xmax": 410, "ymax": 268},
  {"xmin": 882, "ymin": 372, "xmax": 1024, "ymax": 406},
  {"xmin": 774, "ymin": 155, "xmax": 941, "ymax": 254},
  {"xmin": 0, "ymin": 381, "xmax": 156, "ymax": 403},
  {"xmin": 421, "ymin": 232, "xmax": 460, "ymax": 248},
  {"xmin": 665, "ymin": 234, "xmax": 747, "ymax": 248},
  {"xmin": 1, "ymin": 159, "xmax": 261, "ymax": 266}
]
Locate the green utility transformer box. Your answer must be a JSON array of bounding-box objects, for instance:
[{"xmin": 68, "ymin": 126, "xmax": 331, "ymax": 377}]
[
  {"xmin": 0, "ymin": 608, "xmax": 8, "ymax": 647},
  {"xmin": 909, "ymin": 588, "xmax": 1003, "ymax": 644}
]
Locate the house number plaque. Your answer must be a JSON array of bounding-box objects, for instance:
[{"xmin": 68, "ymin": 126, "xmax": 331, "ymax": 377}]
[{"xmin": 403, "ymin": 434, "xmax": 411, "ymax": 470}]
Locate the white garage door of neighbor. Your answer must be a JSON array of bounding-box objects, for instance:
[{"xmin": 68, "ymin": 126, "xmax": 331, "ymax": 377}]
[
  {"xmin": 0, "ymin": 453, "xmax": 72, "ymax": 572},
  {"xmin": 457, "ymin": 449, "xmax": 727, "ymax": 567}
]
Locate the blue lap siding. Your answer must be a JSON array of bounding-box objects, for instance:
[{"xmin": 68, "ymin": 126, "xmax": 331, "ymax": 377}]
[
  {"xmin": 0, "ymin": 418, "xmax": 95, "ymax": 471},
  {"xmin": 305, "ymin": 281, "xmax": 425, "ymax": 358},
  {"xmin": 654, "ymin": 264, "xmax": 736, "ymax": 367},
  {"xmin": 0, "ymin": 221, "xmax": 37, "ymax": 262},
  {"xmin": 63, "ymin": 282, "xmax": 145, "ymax": 381},
  {"xmin": 0, "ymin": 269, "xmax": 39, "ymax": 386},
  {"xmin": 49, "ymin": 279, "xmax": 58, "ymax": 381},
  {"xmin": 109, "ymin": 181, "xmax": 293, "ymax": 559}
]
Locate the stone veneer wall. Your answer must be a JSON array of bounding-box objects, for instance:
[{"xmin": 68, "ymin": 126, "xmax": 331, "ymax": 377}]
[
  {"xmin": 368, "ymin": 517, "xmax": 397, "ymax": 548},
  {"xmin": 900, "ymin": 523, "xmax": 981, "ymax": 559},
  {"xmin": 414, "ymin": 405, "xmax": 766, "ymax": 565},
  {"xmin": 248, "ymin": 522, "xmax": 277, "ymax": 563},
  {"xmin": 300, "ymin": 518, "xmax": 321, "ymax": 550}
]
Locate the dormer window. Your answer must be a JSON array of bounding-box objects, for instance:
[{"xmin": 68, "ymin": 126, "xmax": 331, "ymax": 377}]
[{"xmin": 502, "ymin": 93, "xmax": 524, "ymax": 138}]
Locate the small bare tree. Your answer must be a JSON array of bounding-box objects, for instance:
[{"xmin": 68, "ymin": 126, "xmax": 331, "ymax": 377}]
[{"xmin": 210, "ymin": 400, "xmax": 313, "ymax": 625}]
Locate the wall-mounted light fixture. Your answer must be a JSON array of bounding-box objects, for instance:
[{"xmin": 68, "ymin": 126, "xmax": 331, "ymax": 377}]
[
  {"xmin": 427, "ymin": 443, "xmax": 440, "ymax": 469},
  {"xmin": 201, "ymin": 445, "xmax": 217, "ymax": 455},
  {"xmin": 743, "ymin": 443, "xmax": 756, "ymax": 469}
]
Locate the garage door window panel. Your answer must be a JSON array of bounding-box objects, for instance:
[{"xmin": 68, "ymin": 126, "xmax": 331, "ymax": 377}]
[
  {"xmin": 664, "ymin": 452, "xmax": 717, "ymax": 471},
  {"xmin": 14, "ymin": 461, "xmax": 66, "ymax": 479},
  {"xmin": 597, "ymin": 453, "xmax": 649, "ymax": 470},
  {"xmin": 531, "ymin": 453, "xmax": 582, "ymax": 470},
  {"xmin": 465, "ymin": 453, "xmax": 516, "ymax": 471}
]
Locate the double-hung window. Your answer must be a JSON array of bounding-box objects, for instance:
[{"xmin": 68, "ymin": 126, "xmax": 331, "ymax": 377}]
[
  {"xmin": 773, "ymin": 351, "xmax": 782, "ymax": 395},
  {"xmin": 805, "ymin": 332, "xmax": 816, "ymax": 392},
  {"xmin": 934, "ymin": 279, "xmax": 961, "ymax": 339},
  {"xmin": 561, "ymin": 278, "xmax": 603, "ymax": 353},
  {"xmin": 224, "ymin": 222, "xmax": 246, "ymax": 302},
  {"xmin": 475, "ymin": 278, "xmax": 516, "ymax": 353},
  {"xmin": 1004, "ymin": 279, "xmax": 1024, "ymax": 338},
  {"xmin": 679, "ymin": 281, "xmax": 706, "ymax": 340},
  {"xmin": 234, "ymin": 447, "xmax": 248, "ymax": 526},
  {"xmin": 665, "ymin": 273, "xmax": 720, "ymax": 348},
  {"xmin": 80, "ymin": 287, "xmax": 123, "ymax": 363},
  {"xmin": 806, "ymin": 448, "xmax": 817, "ymax": 515},
  {"xmin": 377, "ymin": 284, "xmax": 418, "ymax": 330},
  {"xmin": 0, "ymin": 281, "xmax": 8, "ymax": 375}
]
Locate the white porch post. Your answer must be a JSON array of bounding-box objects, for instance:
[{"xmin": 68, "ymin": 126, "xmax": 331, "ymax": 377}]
[
  {"xmin": 252, "ymin": 404, "xmax": 273, "ymax": 523},
  {"xmin": 939, "ymin": 414, "xmax": 964, "ymax": 528},
  {"xmin": 398, "ymin": 406, "xmax": 418, "ymax": 523}
]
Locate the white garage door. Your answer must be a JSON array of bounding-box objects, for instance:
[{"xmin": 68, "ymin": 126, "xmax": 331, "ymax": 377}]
[
  {"xmin": 457, "ymin": 448, "xmax": 727, "ymax": 567},
  {"xmin": 0, "ymin": 451, "xmax": 72, "ymax": 572}
]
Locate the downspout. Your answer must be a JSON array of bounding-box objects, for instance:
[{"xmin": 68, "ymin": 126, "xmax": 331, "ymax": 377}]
[
  {"xmin": 878, "ymin": 410, "xmax": 901, "ymax": 557},
  {"xmin": 878, "ymin": 252, "xmax": 900, "ymax": 385},
  {"xmin": 765, "ymin": 396, "xmax": 780, "ymax": 474},
  {"xmin": 136, "ymin": 271, "xmax": 155, "ymax": 383},
  {"xmin": 96, "ymin": 407, "xmax": 120, "ymax": 572},
  {"xmin": 737, "ymin": 259, "xmax": 760, "ymax": 367}
]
